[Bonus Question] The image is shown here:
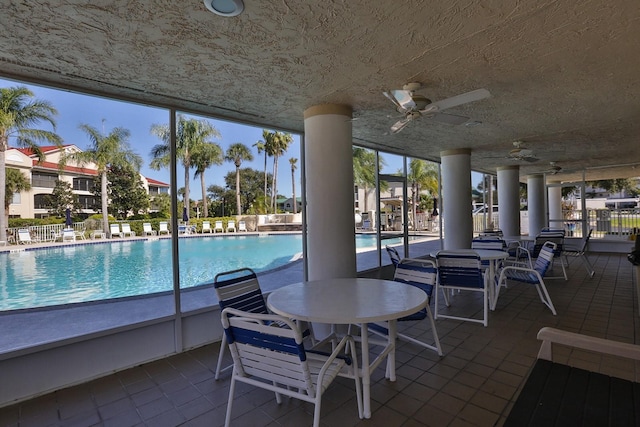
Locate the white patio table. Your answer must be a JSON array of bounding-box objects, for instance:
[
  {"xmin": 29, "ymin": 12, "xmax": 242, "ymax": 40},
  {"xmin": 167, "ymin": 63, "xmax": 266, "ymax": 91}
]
[{"xmin": 266, "ymin": 278, "xmax": 428, "ymax": 419}]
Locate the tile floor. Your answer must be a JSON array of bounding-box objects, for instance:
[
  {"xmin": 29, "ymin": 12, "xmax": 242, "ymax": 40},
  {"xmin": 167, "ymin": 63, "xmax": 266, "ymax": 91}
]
[{"xmin": 1, "ymin": 252, "xmax": 638, "ymax": 427}]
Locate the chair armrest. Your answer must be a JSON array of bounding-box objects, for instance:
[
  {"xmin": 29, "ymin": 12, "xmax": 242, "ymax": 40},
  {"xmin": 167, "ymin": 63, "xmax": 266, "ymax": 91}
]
[{"xmin": 537, "ymin": 327, "xmax": 640, "ymax": 361}]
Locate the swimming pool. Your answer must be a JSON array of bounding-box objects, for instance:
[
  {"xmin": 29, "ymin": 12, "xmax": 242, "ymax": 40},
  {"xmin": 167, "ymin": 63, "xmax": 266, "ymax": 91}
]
[{"xmin": 0, "ymin": 233, "xmax": 402, "ymax": 311}]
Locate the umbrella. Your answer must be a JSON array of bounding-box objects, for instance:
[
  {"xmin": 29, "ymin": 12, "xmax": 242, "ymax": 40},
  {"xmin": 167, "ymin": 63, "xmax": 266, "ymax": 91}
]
[
  {"xmin": 432, "ymin": 198, "xmax": 439, "ymax": 217},
  {"xmin": 65, "ymin": 208, "xmax": 72, "ymax": 227},
  {"xmin": 182, "ymin": 207, "xmax": 189, "ymax": 223}
]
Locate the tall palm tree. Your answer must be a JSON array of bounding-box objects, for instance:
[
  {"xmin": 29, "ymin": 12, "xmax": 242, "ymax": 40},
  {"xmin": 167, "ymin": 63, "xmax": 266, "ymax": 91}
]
[
  {"xmin": 265, "ymin": 131, "xmax": 293, "ymax": 212},
  {"xmin": 224, "ymin": 143, "xmax": 254, "ymax": 215},
  {"xmin": 4, "ymin": 168, "xmax": 31, "ymax": 216},
  {"xmin": 150, "ymin": 116, "xmax": 221, "ymax": 215},
  {"xmin": 408, "ymin": 159, "xmax": 439, "ymax": 229},
  {"xmin": 289, "ymin": 157, "xmax": 298, "ymax": 214},
  {"xmin": 0, "ymin": 86, "xmax": 62, "ymax": 241},
  {"xmin": 253, "ymin": 130, "xmax": 271, "ymax": 206},
  {"xmin": 191, "ymin": 142, "xmax": 223, "ymax": 218},
  {"xmin": 66, "ymin": 124, "xmax": 142, "ymax": 234}
]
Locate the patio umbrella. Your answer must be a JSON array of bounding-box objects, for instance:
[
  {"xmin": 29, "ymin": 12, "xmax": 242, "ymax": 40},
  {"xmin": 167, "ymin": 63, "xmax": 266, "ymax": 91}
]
[
  {"xmin": 182, "ymin": 207, "xmax": 189, "ymax": 223},
  {"xmin": 65, "ymin": 208, "xmax": 72, "ymax": 227},
  {"xmin": 432, "ymin": 198, "xmax": 439, "ymax": 217}
]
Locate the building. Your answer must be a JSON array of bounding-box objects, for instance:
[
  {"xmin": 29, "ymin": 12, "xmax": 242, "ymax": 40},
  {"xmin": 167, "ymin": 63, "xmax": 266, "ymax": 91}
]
[{"xmin": 6, "ymin": 145, "xmax": 169, "ymax": 219}]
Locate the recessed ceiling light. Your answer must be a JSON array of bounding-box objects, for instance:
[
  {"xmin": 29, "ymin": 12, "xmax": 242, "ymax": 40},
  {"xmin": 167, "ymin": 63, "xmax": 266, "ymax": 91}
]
[{"xmin": 204, "ymin": 0, "xmax": 244, "ymax": 17}]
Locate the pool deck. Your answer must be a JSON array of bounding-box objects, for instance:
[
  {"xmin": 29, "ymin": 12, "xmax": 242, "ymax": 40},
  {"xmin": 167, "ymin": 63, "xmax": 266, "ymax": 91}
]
[{"xmin": 0, "ymin": 234, "xmax": 443, "ymax": 356}]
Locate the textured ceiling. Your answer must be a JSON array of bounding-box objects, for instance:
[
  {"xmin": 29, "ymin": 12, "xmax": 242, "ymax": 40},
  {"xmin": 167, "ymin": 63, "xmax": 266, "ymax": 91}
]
[{"xmin": 1, "ymin": 0, "xmax": 640, "ymax": 182}]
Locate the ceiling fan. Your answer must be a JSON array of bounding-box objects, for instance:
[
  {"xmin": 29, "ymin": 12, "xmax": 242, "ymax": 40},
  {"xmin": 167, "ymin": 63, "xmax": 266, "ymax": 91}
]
[
  {"xmin": 506, "ymin": 141, "xmax": 539, "ymax": 162},
  {"xmin": 543, "ymin": 162, "xmax": 563, "ymax": 174},
  {"xmin": 383, "ymin": 83, "xmax": 491, "ymax": 134}
]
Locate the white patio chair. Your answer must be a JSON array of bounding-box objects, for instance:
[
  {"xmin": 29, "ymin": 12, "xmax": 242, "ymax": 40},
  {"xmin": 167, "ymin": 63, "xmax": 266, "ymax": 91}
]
[
  {"xmin": 213, "ymin": 220, "xmax": 224, "ymax": 233},
  {"xmin": 385, "ymin": 245, "xmax": 401, "ymax": 267},
  {"xmin": 142, "ymin": 223, "xmax": 156, "ymax": 236},
  {"xmin": 201, "ymin": 221, "xmax": 212, "ymax": 233},
  {"xmin": 158, "ymin": 221, "xmax": 170, "ymax": 235},
  {"xmin": 62, "ymin": 228, "xmax": 75, "ymax": 242},
  {"xmin": 495, "ymin": 241, "xmax": 558, "ymax": 315},
  {"xmin": 121, "ymin": 223, "xmax": 135, "ymax": 237},
  {"xmin": 562, "ymin": 229, "xmax": 595, "ymax": 278},
  {"xmin": 237, "ymin": 220, "xmax": 247, "ymax": 232},
  {"xmin": 17, "ymin": 229, "xmax": 34, "ymax": 245},
  {"xmin": 109, "ymin": 224, "xmax": 122, "ymax": 238},
  {"xmin": 221, "ymin": 307, "xmax": 362, "ymax": 427},
  {"xmin": 532, "ymin": 231, "xmax": 566, "ymax": 280},
  {"xmin": 226, "ymin": 220, "xmax": 236, "ymax": 233},
  {"xmin": 368, "ymin": 259, "xmax": 442, "ymax": 356},
  {"xmin": 472, "ymin": 236, "xmax": 507, "ymax": 271},
  {"xmin": 435, "ymin": 251, "xmax": 489, "ymax": 326}
]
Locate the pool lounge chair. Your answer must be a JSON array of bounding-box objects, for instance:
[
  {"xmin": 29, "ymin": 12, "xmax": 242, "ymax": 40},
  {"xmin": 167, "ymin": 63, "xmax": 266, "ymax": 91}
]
[
  {"xmin": 62, "ymin": 228, "xmax": 75, "ymax": 242},
  {"xmin": 121, "ymin": 223, "xmax": 135, "ymax": 237},
  {"xmin": 201, "ymin": 221, "xmax": 212, "ymax": 233},
  {"xmin": 226, "ymin": 220, "xmax": 236, "ymax": 233},
  {"xmin": 143, "ymin": 223, "xmax": 156, "ymax": 236},
  {"xmin": 213, "ymin": 220, "xmax": 224, "ymax": 233},
  {"xmin": 238, "ymin": 220, "xmax": 247, "ymax": 232},
  {"xmin": 110, "ymin": 224, "xmax": 122, "ymax": 238},
  {"xmin": 158, "ymin": 221, "xmax": 170, "ymax": 235},
  {"xmin": 17, "ymin": 229, "xmax": 34, "ymax": 244}
]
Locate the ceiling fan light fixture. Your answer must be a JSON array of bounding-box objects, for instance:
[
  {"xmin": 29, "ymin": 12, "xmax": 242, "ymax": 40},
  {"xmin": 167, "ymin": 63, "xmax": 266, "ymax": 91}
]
[
  {"xmin": 411, "ymin": 94, "xmax": 431, "ymax": 110},
  {"xmin": 204, "ymin": 0, "xmax": 244, "ymax": 16}
]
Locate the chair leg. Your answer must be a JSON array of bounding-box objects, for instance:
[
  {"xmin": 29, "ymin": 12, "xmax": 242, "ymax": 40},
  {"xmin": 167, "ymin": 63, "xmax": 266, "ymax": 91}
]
[
  {"xmin": 534, "ymin": 282, "xmax": 557, "ymax": 315},
  {"xmin": 215, "ymin": 333, "xmax": 228, "ymax": 380},
  {"xmin": 580, "ymin": 254, "xmax": 595, "ymax": 278},
  {"xmin": 224, "ymin": 376, "xmax": 236, "ymax": 427},
  {"xmin": 424, "ymin": 304, "xmax": 443, "ymax": 356}
]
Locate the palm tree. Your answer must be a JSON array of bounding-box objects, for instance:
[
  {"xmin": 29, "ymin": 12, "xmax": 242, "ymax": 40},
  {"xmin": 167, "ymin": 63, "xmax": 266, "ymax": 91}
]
[
  {"xmin": 191, "ymin": 142, "xmax": 223, "ymax": 218},
  {"xmin": 353, "ymin": 147, "xmax": 386, "ymax": 213},
  {"xmin": 4, "ymin": 168, "xmax": 31, "ymax": 216},
  {"xmin": 253, "ymin": 130, "xmax": 271, "ymax": 206},
  {"xmin": 408, "ymin": 159, "xmax": 439, "ymax": 230},
  {"xmin": 65, "ymin": 124, "xmax": 142, "ymax": 234},
  {"xmin": 0, "ymin": 86, "xmax": 62, "ymax": 242},
  {"xmin": 150, "ymin": 116, "xmax": 221, "ymax": 216},
  {"xmin": 224, "ymin": 143, "xmax": 254, "ymax": 215},
  {"xmin": 289, "ymin": 157, "xmax": 298, "ymax": 214},
  {"xmin": 265, "ymin": 131, "xmax": 293, "ymax": 212}
]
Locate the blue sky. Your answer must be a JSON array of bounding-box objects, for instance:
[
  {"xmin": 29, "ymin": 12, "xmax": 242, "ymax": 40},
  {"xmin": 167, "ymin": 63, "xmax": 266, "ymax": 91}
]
[{"xmin": 1, "ymin": 77, "xmax": 301, "ymax": 200}]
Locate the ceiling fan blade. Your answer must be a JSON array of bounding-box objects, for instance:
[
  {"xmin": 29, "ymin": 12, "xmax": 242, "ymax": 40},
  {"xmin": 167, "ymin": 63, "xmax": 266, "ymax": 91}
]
[
  {"xmin": 523, "ymin": 156, "xmax": 540, "ymax": 163},
  {"xmin": 431, "ymin": 88, "xmax": 491, "ymax": 111},
  {"xmin": 429, "ymin": 112, "xmax": 469, "ymax": 125},
  {"xmin": 390, "ymin": 117, "xmax": 413, "ymax": 134},
  {"xmin": 388, "ymin": 89, "xmax": 416, "ymax": 111},
  {"xmin": 383, "ymin": 91, "xmax": 405, "ymax": 111}
]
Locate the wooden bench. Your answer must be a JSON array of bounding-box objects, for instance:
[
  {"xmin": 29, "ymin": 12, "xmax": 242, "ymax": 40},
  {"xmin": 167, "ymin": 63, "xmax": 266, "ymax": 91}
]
[{"xmin": 505, "ymin": 327, "xmax": 640, "ymax": 426}]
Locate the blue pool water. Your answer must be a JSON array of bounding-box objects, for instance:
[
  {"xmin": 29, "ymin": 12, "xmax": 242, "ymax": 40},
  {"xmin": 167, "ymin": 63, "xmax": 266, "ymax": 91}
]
[{"xmin": 1, "ymin": 234, "xmax": 399, "ymax": 311}]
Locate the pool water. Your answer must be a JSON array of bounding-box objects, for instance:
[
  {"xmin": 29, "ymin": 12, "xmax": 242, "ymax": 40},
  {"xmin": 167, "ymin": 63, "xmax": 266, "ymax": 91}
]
[{"xmin": 0, "ymin": 234, "xmax": 400, "ymax": 311}]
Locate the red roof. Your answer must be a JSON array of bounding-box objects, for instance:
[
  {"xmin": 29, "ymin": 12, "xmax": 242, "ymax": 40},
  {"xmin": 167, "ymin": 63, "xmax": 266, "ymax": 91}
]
[
  {"xmin": 16, "ymin": 145, "xmax": 72, "ymax": 156},
  {"xmin": 146, "ymin": 177, "xmax": 169, "ymax": 187},
  {"xmin": 33, "ymin": 160, "xmax": 98, "ymax": 176}
]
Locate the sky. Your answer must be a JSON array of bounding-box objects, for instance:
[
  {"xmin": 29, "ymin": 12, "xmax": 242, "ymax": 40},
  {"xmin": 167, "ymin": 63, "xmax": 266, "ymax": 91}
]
[
  {"xmin": 1, "ymin": 77, "xmax": 301, "ymax": 200},
  {"xmin": 2, "ymin": 76, "xmax": 483, "ymax": 200}
]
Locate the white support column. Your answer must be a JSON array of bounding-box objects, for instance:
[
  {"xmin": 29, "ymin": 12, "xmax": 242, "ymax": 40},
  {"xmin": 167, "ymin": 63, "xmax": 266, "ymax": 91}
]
[
  {"xmin": 304, "ymin": 104, "xmax": 357, "ymax": 280},
  {"xmin": 497, "ymin": 165, "xmax": 520, "ymax": 237},
  {"xmin": 548, "ymin": 181, "xmax": 563, "ymax": 230},
  {"xmin": 441, "ymin": 149, "xmax": 473, "ymax": 249},
  {"xmin": 527, "ymin": 174, "xmax": 545, "ymax": 236}
]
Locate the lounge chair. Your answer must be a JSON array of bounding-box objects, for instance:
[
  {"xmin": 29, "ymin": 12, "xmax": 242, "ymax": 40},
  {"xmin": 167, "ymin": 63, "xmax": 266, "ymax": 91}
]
[
  {"xmin": 158, "ymin": 221, "xmax": 170, "ymax": 235},
  {"xmin": 110, "ymin": 224, "xmax": 122, "ymax": 238},
  {"xmin": 226, "ymin": 220, "xmax": 236, "ymax": 233},
  {"xmin": 121, "ymin": 223, "xmax": 135, "ymax": 237},
  {"xmin": 17, "ymin": 229, "xmax": 34, "ymax": 245},
  {"xmin": 62, "ymin": 228, "xmax": 75, "ymax": 242},
  {"xmin": 142, "ymin": 223, "xmax": 156, "ymax": 236},
  {"xmin": 213, "ymin": 220, "xmax": 224, "ymax": 233},
  {"xmin": 201, "ymin": 221, "xmax": 212, "ymax": 233},
  {"xmin": 237, "ymin": 220, "xmax": 247, "ymax": 232}
]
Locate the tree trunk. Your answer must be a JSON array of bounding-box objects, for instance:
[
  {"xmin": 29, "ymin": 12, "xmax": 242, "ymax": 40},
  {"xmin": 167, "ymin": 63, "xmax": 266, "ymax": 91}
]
[
  {"xmin": 263, "ymin": 152, "xmax": 268, "ymax": 210},
  {"xmin": 291, "ymin": 166, "xmax": 297, "ymax": 214},
  {"xmin": 235, "ymin": 166, "xmax": 242, "ymax": 215},
  {"xmin": 200, "ymin": 173, "xmax": 208, "ymax": 218},
  {"xmin": 101, "ymin": 170, "xmax": 109, "ymax": 234},
  {"xmin": 271, "ymin": 156, "xmax": 279, "ymax": 212},
  {"xmin": 183, "ymin": 163, "xmax": 190, "ymax": 218}
]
